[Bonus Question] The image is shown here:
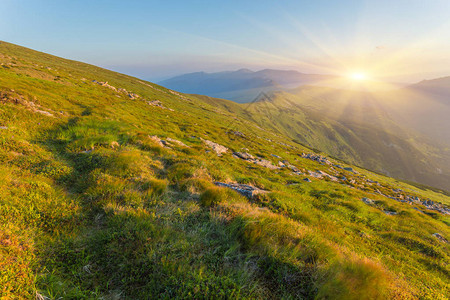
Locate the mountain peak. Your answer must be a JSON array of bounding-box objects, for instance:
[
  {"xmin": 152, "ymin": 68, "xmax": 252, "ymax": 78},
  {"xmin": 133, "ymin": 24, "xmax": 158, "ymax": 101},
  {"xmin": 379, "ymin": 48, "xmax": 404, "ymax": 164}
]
[{"xmin": 235, "ymin": 68, "xmax": 254, "ymax": 73}]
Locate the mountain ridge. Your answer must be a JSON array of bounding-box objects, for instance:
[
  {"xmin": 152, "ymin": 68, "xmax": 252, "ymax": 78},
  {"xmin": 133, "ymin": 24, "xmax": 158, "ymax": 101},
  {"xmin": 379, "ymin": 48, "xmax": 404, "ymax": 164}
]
[{"xmin": 159, "ymin": 68, "xmax": 336, "ymax": 102}]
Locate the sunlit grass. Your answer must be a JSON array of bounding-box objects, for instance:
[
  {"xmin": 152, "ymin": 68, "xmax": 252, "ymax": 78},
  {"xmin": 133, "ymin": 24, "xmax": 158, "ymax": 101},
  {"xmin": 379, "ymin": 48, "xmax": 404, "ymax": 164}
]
[{"xmin": 0, "ymin": 41, "xmax": 448, "ymax": 299}]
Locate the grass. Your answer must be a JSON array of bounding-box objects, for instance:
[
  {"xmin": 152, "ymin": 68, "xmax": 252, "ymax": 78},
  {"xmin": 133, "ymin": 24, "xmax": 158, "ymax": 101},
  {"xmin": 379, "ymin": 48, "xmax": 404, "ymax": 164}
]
[{"xmin": 0, "ymin": 41, "xmax": 449, "ymax": 299}]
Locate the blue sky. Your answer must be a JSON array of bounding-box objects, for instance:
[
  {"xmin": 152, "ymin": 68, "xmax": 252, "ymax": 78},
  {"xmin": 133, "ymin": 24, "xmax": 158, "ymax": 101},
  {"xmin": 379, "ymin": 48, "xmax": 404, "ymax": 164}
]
[{"xmin": 1, "ymin": 0, "xmax": 450, "ymax": 82}]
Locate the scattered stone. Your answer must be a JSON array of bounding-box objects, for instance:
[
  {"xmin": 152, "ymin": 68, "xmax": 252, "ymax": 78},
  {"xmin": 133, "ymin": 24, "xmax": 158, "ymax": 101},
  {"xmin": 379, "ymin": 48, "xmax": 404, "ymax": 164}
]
[
  {"xmin": 110, "ymin": 141, "xmax": 120, "ymax": 149},
  {"xmin": 233, "ymin": 152, "xmax": 254, "ymax": 160},
  {"xmin": 202, "ymin": 139, "xmax": 228, "ymax": 156},
  {"xmin": 233, "ymin": 152, "xmax": 279, "ymax": 169},
  {"xmin": 147, "ymin": 100, "xmax": 174, "ymax": 111},
  {"xmin": 384, "ymin": 211, "xmax": 398, "ymax": 216},
  {"xmin": 149, "ymin": 135, "xmax": 166, "ymax": 148},
  {"xmin": 283, "ymin": 161, "xmax": 301, "ymax": 172},
  {"xmin": 362, "ymin": 197, "xmax": 374, "ymax": 205},
  {"xmin": 308, "ymin": 170, "xmax": 324, "ymax": 179},
  {"xmin": 301, "ymin": 153, "xmax": 332, "ymax": 165},
  {"xmin": 166, "ymin": 137, "xmax": 189, "ymax": 147},
  {"xmin": 325, "ymin": 174, "xmax": 339, "ymax": 182},
  {"xmin": 229, "ymin": 131, "xmax": 245, "ymax": 137},
  {"xmin": 271, "ymin": 154, "xmax": 281, "ymax": 159},
  {"xmin": 254, "ymin": 159, "xmax": 279, "ymax": 170},
  {"xmin": 92, "ymin": 80, "xmax": 176, "ymax": 110},
  {"xmin": 168, "ymin": 89, "xmax": 189, "ymax": 100},
  {"xmin": 0, "ymin": 126, "xmax": 7, "ymax": 129},
  {"xmin": 214, "ymin": 182, "xmax": 267, "ymax": 199},
  {"xmin": 1, "ymin": 90, "xmax": 58, "ymax": 117},
  {"xmin": 92, "ymin": 80, "xmax": 117, "ymax": 91},
  {"xmin": 432, "ymin": 233, "xmax": 448, "ymax": 243},
  {"xmin": 34, "ymin": 109, "xmax": 54, "ymax": 117},
  {"xmin": 343, "ymin": 167, "xmax": 358, "ymax": 173}
]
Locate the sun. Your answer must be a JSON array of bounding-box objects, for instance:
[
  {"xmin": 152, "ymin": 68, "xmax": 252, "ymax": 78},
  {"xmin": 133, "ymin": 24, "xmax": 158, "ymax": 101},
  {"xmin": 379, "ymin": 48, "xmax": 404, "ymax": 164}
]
[{"xmin": 348, "ymin": 72, "xmax": 369, "ymax": 81}]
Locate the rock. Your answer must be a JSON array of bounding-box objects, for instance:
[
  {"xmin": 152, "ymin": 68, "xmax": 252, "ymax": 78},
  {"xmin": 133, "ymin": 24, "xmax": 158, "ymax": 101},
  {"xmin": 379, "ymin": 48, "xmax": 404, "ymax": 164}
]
[
  {"xmin": 149, "ymin": 135, "xmax": 166, "ymax": 147},
  {"xmin": 166, "ymin": 137, "xmax": 188, "ymax": 147},
  {"xmin": 229, "ymin": 131, "xmax": 245, "ymax": 137},
  {"xmin": 384, "ymin": 211, "xmax": 398, "ymax": 216},
  {"xmin": 127, "ymin": 92, "xmax": 139, "ymax": 99},
  {"xmin": 301, "ymin": 153, "xmax": 332, "ymax": 165},
  {"xmin": 35, "ymin": 109, "xmax": 54, "ymax": 117},
  {"xmin": 233, "ymin": 152, "xmax": 278, "ymax": 169},
  {"xmin": 432, "ymin": 233, "xmax": 448, "ymax": 243},
  {"xmin": 110, "ymin": 141, "xmax": 120, "ymax": 149},
  {"xmin": 271, "ymin": 154, "xmax": 281, "ymax": 159},
  {"xmin": 361, "ymin": 197, "xmax": 374, "ymax": 205},
  {"xmin": 214, "ymin": 182, "xmax": 267, "ymax": 199},
  {"xmin": 303, "ymin": 178, "xmax": 311, "ymax": 182},
  {"xmin": 343, "ymin": 167, "xmax": 357, "ymax": 173},
  {"xmin": 278, "ymin": 161, "xmax": 286, "ymax": 167},
  {"xmin": 283, "ymin": 161, "xmax": 300, "ymax": 172},
  {"xmin": 233, "ymin": 152, "xmax": 254, "ymax": 160},
  {"xmin": 149, "ymin": 136, "xmax": 188, "ymax": 148},
  {"xmin": 147, "ymin": 100, "xmax": 174, "ymax": 111},
  {"xmin": 308, "ymin": 170, "xmax": 323, "ymax": 179},
  {"xmin": 254, "ymin": 159, "xmax": 278, "ymax": 170},
  {"xmin": 325, "ymin": 174, "xmax": 339, "ymax": 182},
  {"xmin": 203, "ymin": 139, "xmax": 228, "ymax": 156},
  {"xmin": 0, "ymin": 126, "xmax": 7, "ymax": 129}
]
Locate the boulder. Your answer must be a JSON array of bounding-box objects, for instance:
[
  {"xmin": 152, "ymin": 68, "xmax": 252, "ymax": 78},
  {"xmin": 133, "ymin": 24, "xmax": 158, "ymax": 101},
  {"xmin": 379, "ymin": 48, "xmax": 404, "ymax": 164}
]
[
  {"xmin": 166, "ymin": 137, "xmax": 189, "ymax": 147},
  {"xmin": 384, "ymin": 211, "xmax": 398, "ymax": 216},
  {"xmin": 361, "ymin": 197, "xmax": 374, "ymax": 205},
  {"xmin": 344, "ymin": 167, "xmax": 357, "ymax": 173},
  {"xmin": 214, "ymin": 182, "xmax": 267, "ymax": 199},
  {"xmin": 254, "ymin": 159, "xmax": 279, "ymax": 170},
  {"xmin": 432, "ymin": 233, "xmax": 448, "ymax": 243},
  {"xmin": 203, "ymin": 139, "xmax": 228, "ymax": 156},
  {"xmin": 149, "ymin": 135, "xmax": 166, "ymax": 148},
  {"xmin": 233, "ymin": 152, "xmax": 254, "ymax": 160}
]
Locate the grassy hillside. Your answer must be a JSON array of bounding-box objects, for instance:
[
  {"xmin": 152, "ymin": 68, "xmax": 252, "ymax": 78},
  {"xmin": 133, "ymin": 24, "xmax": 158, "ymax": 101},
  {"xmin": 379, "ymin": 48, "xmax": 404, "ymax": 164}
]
[
  {"xmin": 1, "ymin": 41, "xmax": 449, "ymax": 299},
  {"xmin": 215, "ymin": 86, "xmax": 450, "ymax": 192}
]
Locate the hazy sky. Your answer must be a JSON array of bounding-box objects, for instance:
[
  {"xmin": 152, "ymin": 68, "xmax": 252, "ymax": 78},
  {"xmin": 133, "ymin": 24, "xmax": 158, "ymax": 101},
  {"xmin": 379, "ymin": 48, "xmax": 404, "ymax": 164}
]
[{"xmin": 1, "ymin": 0, "xmax": 450, "ymax": 82}]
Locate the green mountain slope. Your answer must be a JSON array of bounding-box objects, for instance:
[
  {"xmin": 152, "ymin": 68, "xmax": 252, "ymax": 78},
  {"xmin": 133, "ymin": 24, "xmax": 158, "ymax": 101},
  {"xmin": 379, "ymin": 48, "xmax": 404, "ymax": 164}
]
[
  {"xmin": 1, "ymin": 41, "xmax": 449, "ymax": 299},
  {"xmin": 220, "ymin": 86, "xmax": 450, "ymax": 191}
]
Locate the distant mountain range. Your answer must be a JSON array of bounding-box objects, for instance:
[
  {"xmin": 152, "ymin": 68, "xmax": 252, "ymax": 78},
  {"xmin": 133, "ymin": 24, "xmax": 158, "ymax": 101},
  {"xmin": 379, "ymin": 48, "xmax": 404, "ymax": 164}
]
[{"xmin": 159, "ymin": 69, "xmax": 336, "ymax": 102}]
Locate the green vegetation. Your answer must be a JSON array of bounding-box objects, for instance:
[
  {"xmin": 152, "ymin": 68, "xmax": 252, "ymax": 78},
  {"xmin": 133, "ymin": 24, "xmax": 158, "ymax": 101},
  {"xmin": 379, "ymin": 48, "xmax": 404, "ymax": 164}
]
[
  {"xmin": 197, "ymin": 88, "xmax": 450, "ymax": 191},
  {"xmin": 1, "ymin": 41, "xmax": 449, "ymax": 299}
]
